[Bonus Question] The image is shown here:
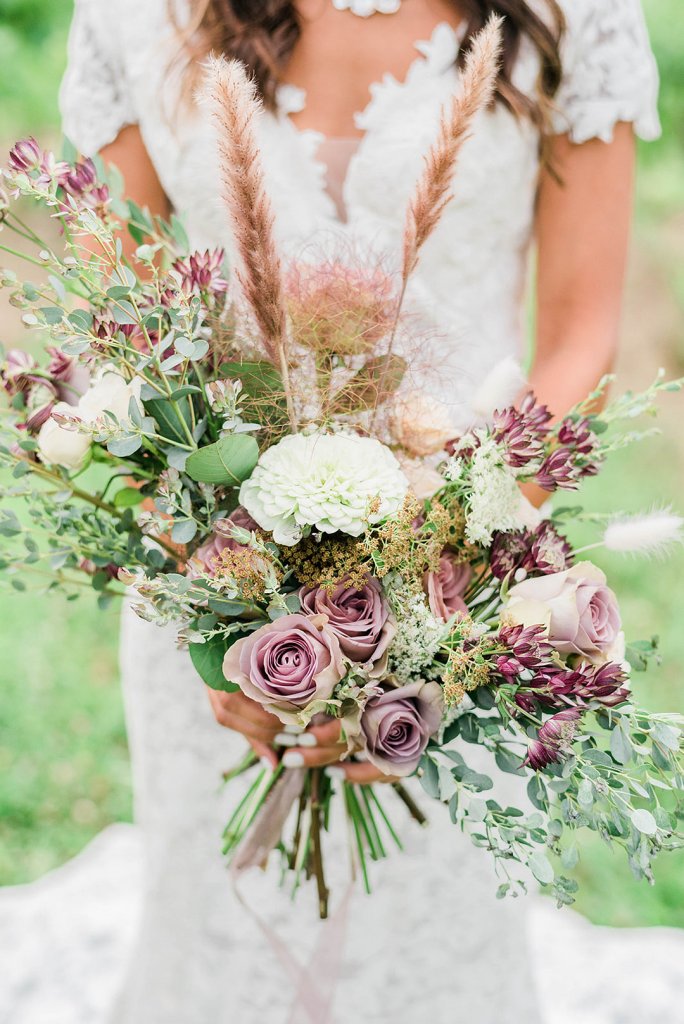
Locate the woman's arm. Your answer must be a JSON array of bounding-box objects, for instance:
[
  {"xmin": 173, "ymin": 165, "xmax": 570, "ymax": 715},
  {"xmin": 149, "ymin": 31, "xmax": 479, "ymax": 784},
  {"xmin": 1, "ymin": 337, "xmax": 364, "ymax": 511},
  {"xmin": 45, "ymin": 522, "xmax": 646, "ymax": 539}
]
[
  {"xmin": 530, "ymin": 123, "xmax": 636, "ymax": 412},
  {"xmin": 99, "ymin": 124, "xmax": 172, "ymax": 260}
]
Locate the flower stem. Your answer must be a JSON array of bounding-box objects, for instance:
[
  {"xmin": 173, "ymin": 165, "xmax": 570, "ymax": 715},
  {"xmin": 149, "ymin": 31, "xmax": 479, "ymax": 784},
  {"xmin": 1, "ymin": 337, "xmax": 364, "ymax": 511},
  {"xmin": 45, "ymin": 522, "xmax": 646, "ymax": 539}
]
[{"xmin": 310, "ymin": 768, "xmax": 329, "ymax": 919}]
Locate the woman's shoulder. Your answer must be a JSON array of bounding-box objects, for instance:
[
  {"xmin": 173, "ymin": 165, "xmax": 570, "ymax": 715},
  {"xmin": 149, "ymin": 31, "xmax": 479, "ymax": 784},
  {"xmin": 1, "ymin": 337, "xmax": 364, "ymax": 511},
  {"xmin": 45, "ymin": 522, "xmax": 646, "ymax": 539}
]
[
  {"xmin": 60, "ymin": 0, "xmax": 173, "ymax": 156},
  {"xmin": 550, "ymin": 0, "xmax": 660, "ymax": 144}
]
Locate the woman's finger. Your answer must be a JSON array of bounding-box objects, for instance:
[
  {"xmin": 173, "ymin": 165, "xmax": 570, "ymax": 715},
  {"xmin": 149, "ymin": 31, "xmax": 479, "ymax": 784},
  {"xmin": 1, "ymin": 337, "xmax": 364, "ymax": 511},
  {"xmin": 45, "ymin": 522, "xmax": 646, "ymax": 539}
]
[
  {"xmin": 306, "ymin": 718, "xmax": 342, "ymax": 746},
  {"xmin": 341, "ymin": 762, "xmax": 400, "ymax": 785},
  {"xmin": 282, "ymin": 744, "xmax": 348, "ymax": 769},
  {"xmin": 249, "ymin": 739, "xmax": 279, "ymax": 769},
  {"xmin": 208, "ymin": 688, "xmax": 281, "ymax": 733}
]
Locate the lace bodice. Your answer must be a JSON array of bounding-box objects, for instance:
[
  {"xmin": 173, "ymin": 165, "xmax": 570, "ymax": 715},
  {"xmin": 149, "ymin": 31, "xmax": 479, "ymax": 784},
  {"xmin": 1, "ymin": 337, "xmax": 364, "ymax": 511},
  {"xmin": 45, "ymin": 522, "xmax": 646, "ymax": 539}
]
[{"xmin": 60, "ymin": 0, "xmax": 660, "ymax": 428}]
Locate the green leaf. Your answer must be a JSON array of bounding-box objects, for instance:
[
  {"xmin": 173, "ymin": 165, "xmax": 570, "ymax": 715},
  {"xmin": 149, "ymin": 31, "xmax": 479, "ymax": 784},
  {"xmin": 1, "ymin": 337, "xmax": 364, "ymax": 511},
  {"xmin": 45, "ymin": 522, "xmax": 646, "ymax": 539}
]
[
  {"xmin": 145, "ymin": 397, "xmax": 194, "ymax": 445},
  {"xmin": 185, "ymin": 434, "xmax": 259, "ymax": 486},
  {"xmin": 495, "ymin": 747, "xmax": 526, "ymax": 776},
  {"xmin": 631, "ymin": 808, "xmax": 658, "ymax": 836},
  {"xmin": 610, "ymin": 725, "xmax": 633, "ymax": 765},
  {"xmin": 419, "ymin": 755, "xmax": 440, "ymax": 799},
  {"xmin": 527, "ymin": 774, "xmax": 548, "ymax": 811},
  {"xmin": 189, "ymin": 635, "xmax": 239, "ymax": 692},
  {"xmin": 561, "ymin": 843, "xmax": 579, "ymax": 870},
  {"xmin": 529, "ymin": 851, "xmax": 555, "ymax": 885},
  {"xmin": 113, "ymin": 486, "xmax": 144, "ymax": 508},
  {"xmin": 107, "ymin": 435, "xmax": 143, "ymax": 458}
]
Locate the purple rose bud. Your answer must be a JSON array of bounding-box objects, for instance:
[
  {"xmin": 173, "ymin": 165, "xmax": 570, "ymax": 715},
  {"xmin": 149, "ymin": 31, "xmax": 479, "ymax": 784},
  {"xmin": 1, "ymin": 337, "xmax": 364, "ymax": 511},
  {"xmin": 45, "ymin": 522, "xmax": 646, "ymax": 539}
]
[
  {"xmin": 300, "ymin": 575, "xmax": 395, "ymax": 671},
  {"xmin": 7, "ymin": 138, "xmax": 43, "ymax": 173},
  {"xmin": 360, "ymin": 680, "xmax": 443, "ymax": 777},
  {"xmin": 423, "ymin": 550, "xmax": 471, "ymax": 623},
  {"xmin": 222, "ymin": 613, "xmax": 345, "ymax": 722},
  {"xmin": 525, "ymin": 708, "xmax": 582, "ymax": 770}
]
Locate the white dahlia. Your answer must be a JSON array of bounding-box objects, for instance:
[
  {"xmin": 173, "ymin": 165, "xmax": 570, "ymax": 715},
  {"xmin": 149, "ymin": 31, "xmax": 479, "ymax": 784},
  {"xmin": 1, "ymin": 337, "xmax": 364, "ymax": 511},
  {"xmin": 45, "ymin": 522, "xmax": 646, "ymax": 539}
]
[{"xmin": 239, "ymin": 432, "xmax": 409, "ymax": 546}]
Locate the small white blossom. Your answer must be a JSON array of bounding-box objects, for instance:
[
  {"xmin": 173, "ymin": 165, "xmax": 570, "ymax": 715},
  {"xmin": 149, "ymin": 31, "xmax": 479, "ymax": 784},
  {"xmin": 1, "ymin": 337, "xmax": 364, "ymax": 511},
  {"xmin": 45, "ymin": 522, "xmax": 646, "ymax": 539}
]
[
  {"xmin": 240, "ymin": 432, "xmax": 408, "ymax": 546},
  {"xmin": 465, "ymin": 436, "xmax": 529, "ymax": 547},
  {"xmin": 387, "ymin": 584, "xmax": 445, "ymax": 680},
  {"xmin": 443, "ymin": 456, "xmax": 465, "ymax": 482}
]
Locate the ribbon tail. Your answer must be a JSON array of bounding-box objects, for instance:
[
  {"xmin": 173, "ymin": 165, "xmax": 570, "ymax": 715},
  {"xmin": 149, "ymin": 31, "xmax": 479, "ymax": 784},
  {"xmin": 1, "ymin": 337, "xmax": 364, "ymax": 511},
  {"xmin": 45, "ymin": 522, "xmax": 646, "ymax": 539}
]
[{"xmin": 232, "ymin": 766, "xmax": 305, "ymax": 872}]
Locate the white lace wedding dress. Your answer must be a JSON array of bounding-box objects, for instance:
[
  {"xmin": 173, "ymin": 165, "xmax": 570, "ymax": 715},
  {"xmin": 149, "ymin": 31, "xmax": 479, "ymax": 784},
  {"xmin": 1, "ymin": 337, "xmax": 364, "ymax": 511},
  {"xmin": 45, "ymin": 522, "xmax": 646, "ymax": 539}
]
[{"xmin": 3, "ymin": 2, "xmax": 676, "ymax": 1023}]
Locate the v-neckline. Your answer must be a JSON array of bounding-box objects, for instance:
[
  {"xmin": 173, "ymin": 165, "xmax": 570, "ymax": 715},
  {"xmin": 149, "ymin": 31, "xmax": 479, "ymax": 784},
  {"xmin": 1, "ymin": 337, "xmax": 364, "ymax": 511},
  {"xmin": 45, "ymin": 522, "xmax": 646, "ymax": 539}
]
[{"xmin": 275, "ymin": 20, "xmax": 463, "ymax": 224}]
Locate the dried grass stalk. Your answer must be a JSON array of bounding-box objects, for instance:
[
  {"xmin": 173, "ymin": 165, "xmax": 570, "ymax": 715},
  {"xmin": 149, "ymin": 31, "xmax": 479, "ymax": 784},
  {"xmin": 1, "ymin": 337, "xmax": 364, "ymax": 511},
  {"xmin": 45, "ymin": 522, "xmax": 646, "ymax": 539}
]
[
  {"xmin": 203, "ymin": 56, "xmax": 296, "ymax": 428},
  {"xmin": 401, "ymin": 16, "xmax": 503, "ymax": 283}
]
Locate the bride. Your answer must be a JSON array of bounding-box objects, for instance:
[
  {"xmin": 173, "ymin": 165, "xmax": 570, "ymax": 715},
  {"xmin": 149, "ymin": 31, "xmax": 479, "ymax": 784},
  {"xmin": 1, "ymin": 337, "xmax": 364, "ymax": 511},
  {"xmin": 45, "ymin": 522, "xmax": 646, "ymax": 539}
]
[{"xmin": 59, "ymin": 0, "xmax": 659, "ymax": 1021}]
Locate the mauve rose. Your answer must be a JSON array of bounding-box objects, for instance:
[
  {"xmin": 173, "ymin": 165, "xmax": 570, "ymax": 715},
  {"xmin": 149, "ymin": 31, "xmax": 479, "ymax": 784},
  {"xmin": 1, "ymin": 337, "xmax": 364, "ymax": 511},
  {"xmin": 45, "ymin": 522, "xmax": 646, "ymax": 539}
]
[
  {"xmin": 189, "ymin": 507, "xmax": 258, "ymax": 576},
  {"xmin": 222, "ymin": 613, "xmax": 345, "ymax": 722},
  {"xmin": 360, "ymin": 680, "xmax": 443, "ymax": 777},
  {"xmin": 423, "ymin": 550, "xmax": 471, "ymax": 623},
  {"xmin": 299, "ymin": 576, "xmax": 394, "ymax": 671},
  {"xmin": 503, "ymin": 561, "xmax": 621, "ymax": 659}
]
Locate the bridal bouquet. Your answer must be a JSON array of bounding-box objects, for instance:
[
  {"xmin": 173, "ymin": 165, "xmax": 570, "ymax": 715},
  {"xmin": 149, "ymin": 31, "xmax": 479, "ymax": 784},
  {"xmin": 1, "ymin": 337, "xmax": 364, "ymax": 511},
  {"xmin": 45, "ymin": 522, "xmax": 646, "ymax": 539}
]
[{"xmin": 2, "ymin": 19, "xmax": 684, "ymax": 918}]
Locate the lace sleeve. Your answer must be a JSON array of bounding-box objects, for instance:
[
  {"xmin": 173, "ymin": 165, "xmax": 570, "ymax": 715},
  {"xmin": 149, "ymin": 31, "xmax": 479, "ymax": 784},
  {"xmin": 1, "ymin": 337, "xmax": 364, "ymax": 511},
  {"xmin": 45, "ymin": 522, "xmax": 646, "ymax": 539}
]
[
  {"xmin": 59, "ymin": 0, "xmax": 136, "ymax": 156},
  {"xmin": 553, "ymin": 0, "xmax": 661, "ymax": 144}
]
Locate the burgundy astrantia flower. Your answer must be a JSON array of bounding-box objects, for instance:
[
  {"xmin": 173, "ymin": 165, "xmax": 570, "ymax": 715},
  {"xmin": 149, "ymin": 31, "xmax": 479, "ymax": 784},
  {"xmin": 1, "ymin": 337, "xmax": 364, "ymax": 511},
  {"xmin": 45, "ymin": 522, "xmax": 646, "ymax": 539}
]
[
  {"xmin": 360, "ymin": 680, "xmax": 443, "ymax": 777},
  {"xmin": 490, "ymin": 521, "xmax": 573, "ymax": 580},
  {"xmin": 58, "ymin": 157, "xmax": 110, "ymax": 217},
  {"xmin": 494, "ymin": 623, "xmax": 553, "ymax": 681},
  {"xmin": 46, "ymin": 346, "xmax": 90, "ymax": 405},
  {"xmin": 525, "ymin": 708, "xmax": 582, "ymax": 770},
  {"xmin": 527, "ymin": 661, "xmax": 630, "ymax": 710},
  {"xmin": 490, "ymin": 392, "xmax": 553, "ymax": 469},
  {"xmin": 8, "ymin": 137, "xmax": 43, "ymax": 173},
  {"xmin": 535, "ymin": 417, "xmax": 601, "ymax": 491},
  {"xmin": 423, "ymin": 550, "xmax": 471, "ymax": 623},
  {"xmin": 172, "ymin": 249, "xmax": 228, "ymax": 297},
  {"xmin": 299, "ymin": 575, "xmax": 395, "ymax": 671}
]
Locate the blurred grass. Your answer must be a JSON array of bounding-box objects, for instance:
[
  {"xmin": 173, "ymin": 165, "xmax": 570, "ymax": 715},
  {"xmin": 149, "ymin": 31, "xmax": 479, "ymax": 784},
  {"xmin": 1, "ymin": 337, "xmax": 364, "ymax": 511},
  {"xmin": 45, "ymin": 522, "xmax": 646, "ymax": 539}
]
[{"xmin": 0, "ymin": 0, "xmax": 683, "ymax": 926}]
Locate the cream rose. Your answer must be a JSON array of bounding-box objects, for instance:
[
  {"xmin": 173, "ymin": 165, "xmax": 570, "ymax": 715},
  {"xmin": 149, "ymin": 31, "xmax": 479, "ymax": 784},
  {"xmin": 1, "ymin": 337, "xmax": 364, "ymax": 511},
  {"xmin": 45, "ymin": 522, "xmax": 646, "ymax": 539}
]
[
  {"xmin": 37, "ymin": 402, "xmax": 91, "ymax": 469},
  {"xmin": 503, "ymin": 561, "xmax": 622, "ymax": 659},
  {"xmin": 389, "ymin": 392, "xmax": 456, "ymax": 457}
]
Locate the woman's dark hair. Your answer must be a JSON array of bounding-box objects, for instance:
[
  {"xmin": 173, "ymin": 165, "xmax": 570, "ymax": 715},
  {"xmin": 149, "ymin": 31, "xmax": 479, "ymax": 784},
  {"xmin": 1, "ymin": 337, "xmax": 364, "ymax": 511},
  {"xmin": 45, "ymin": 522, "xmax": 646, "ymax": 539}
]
[{"xmin": 171, "ymin": 0, "xmax": 564, "ymax": 137}]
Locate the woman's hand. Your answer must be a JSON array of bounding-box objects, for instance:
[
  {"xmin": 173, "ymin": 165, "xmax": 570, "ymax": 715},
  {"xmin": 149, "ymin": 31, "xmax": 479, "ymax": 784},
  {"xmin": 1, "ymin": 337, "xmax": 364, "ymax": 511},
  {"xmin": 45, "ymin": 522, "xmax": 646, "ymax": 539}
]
[
  {"xmin": 206, "ymin": 688, "xmax": 283, "ymax": 768},
  {"xmin": 280, "ymin": 719, "xmax": 400, "ymax": 785}
]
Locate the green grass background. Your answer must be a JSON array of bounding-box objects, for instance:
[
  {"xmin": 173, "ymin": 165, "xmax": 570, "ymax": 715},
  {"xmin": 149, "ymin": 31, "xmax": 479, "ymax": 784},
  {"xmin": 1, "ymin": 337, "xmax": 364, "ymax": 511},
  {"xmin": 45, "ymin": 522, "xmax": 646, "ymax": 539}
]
[{"xmin": 0, "ymin": 0, "xmax": 683, "ymax": 926}]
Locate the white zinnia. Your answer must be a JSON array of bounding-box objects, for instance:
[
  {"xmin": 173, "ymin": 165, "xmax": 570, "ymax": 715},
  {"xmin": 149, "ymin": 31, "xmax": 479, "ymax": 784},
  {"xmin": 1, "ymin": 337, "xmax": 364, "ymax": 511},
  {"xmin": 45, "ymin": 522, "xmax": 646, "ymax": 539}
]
[
  {"xmin": 603, "ymin": 510, "xmax": 683, "ymax": 557},
  {"xmin": 465, "ymin": 436, "xmax": 531, "ymax": 547},
  {"xmin": 240, "ymin": 432, "xmax": 409, "ymax": 546}
]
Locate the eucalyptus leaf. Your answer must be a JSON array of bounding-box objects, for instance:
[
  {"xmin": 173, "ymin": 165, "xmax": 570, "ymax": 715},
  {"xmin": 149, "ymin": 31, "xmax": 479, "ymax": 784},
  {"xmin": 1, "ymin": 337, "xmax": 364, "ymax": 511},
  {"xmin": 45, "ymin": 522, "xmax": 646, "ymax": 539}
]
[
  {"xmin": 185, "ymin": 434, "xmax": 258, "ymax": 486},
  {"xmin": 189, "ymin": 634, "xmax": 239, "ymax": 692},
  {"xmin": 528, "ymin": 851, "xmax": 555, "ymax": 885},
  {"xmin": 631, "ymin": 808, "xmax": 658, "ymax": 836}
]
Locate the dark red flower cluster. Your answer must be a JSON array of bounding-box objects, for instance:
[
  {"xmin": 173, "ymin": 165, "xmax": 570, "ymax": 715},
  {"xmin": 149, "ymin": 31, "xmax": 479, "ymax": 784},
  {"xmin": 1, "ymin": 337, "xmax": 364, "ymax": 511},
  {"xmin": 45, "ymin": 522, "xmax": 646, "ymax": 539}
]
[
  {"xmin": 530, "ymin": 661, "xmax": 630, "ymax": 711},
  {"xmin": 491, "ymin": 392, "xmax": 553, "ymax": 470},
  {"xmin": 535, "ymin": 416, "xmax": 601, "ymax": 491},
  {"xmin": 494, "ymin": 623, "xmax": 553, "ymax": 681},
  {"xmin": 172, "ymin": 249, "xmax": 228, "ymax": 298},
  {"xmin": 490, "ymin": 521, "xmax": 573, "ymax": 580},
  {"xmin": 525, "ymin": 708, "xmax": 582, "ymax": 770},
  {"xmin": 58, "ymin": 157, "xmax": 110, "ymax": 217}
]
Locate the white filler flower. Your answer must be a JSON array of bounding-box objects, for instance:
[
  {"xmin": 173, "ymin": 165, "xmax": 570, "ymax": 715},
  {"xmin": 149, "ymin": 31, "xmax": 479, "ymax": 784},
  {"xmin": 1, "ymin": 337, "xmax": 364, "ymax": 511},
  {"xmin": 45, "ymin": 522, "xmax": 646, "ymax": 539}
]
[{"xmin": 240, "ymin": 432, "xmax": 409, "ymax": 546}]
